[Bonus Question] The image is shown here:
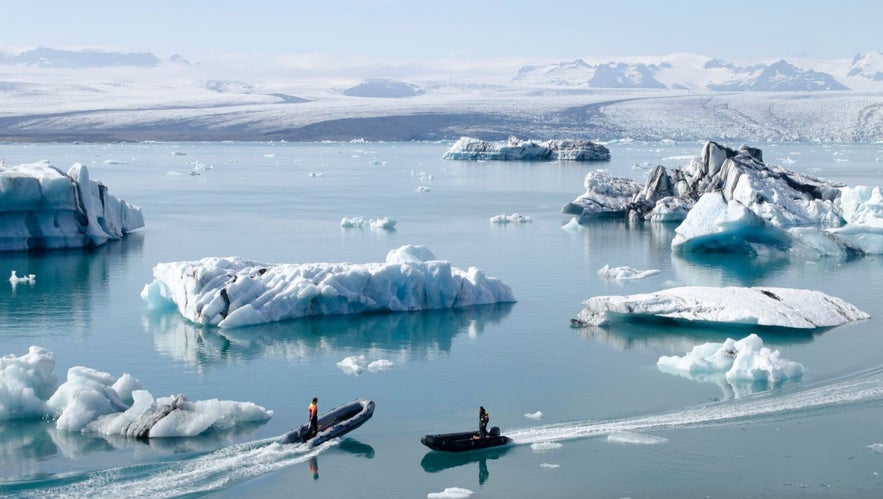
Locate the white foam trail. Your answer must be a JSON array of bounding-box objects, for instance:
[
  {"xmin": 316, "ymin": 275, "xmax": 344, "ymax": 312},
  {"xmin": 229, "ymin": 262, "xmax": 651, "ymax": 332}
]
[
  {"xmin": 508, "ymin": 367, "xmax": 883, "ymax": 445},
  {"xmin": 24, "ymin": 437, "xmax": 336, "ymax": 499}
]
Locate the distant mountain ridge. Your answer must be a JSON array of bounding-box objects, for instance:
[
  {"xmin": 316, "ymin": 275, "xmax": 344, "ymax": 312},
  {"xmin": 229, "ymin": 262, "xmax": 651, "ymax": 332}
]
[
  {"xmin": 513, "ymin": 53, "xmax": 883, "ymax": 91},
  {"xmin": 0, "ymin": 47, "xmax": 188, "ymax": 68}
]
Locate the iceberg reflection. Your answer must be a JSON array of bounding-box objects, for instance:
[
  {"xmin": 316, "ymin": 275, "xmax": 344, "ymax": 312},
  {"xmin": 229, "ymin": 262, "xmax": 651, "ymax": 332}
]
[{"xmin": 143, "ymin": 304, "xmax": 514, "ymax": 371}]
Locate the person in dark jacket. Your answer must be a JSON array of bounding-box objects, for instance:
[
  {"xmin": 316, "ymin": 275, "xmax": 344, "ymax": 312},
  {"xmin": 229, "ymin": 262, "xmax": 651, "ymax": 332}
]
[{"xmin": 478, "ymin": 406, "xmax": 489, "ymax": 438}]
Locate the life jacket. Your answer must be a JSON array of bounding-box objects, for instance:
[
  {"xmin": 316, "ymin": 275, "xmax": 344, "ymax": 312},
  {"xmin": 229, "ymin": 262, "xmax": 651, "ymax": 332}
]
[
  {"xmin": 308, "ymin": 402, "xmax": 317, "ymax": 419},
  {"xmin": 480, "ymin": 411, "xmax": 489, "ymax": 424}
]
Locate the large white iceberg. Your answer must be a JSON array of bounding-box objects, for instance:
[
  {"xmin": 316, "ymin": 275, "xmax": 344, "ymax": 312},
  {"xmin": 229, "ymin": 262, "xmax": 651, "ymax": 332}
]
[
  {"xmin": 141, "ymin": 244, "xmax": 516, "ymax": 328},
  {"xmin": 443, "ymin": 136, "xmax": 610, "ymax": 161},
  {"xmin": 0, "ymin": 346, "xmax": 272, "ymax": 437},
  {"xmin": 571, "ymin": 286, "xmax": 869, "ymax": 328},
  {"xmin": 657, "ymin": 334, "xmax": 805, "ymax": 398},
  {"xmin": 0, "ymin": 161, "xmax": 144, "ymax": 251}
]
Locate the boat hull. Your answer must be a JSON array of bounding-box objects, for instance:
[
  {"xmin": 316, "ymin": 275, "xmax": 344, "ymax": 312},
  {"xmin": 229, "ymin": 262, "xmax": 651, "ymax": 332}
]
[
  {"xmin": 282, "ymin": 399, "xmax": 375, "ymax": 447},
  {"xmin": 421, "ymin": 428, "xmax": 511, "ymax": 452}
]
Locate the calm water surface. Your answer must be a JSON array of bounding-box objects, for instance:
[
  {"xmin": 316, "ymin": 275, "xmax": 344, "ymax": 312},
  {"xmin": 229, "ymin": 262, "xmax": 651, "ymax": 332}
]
[{"xmin": 1, "ymin": 141, "xmax": 883, "ymax": 498}]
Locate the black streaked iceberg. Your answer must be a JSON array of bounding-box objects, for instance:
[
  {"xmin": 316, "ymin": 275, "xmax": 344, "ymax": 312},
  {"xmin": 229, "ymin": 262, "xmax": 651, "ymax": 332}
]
[
  {"xmin": 0, "ymin": 161, "xmax": 144, "ymax": 251},
  {"xmin": 141, "ymin": 245, "xmax": 516, "ymax": 328},
  {"xmin": 571, "ymin": 286, "xmax": 868, "ymax": 328},
  {"xmin": 565, "ymin": 141, "xmax": 883, "ymax": 259}
]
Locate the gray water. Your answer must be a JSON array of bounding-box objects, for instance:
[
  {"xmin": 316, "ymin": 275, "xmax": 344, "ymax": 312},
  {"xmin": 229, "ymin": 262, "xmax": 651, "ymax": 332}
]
[{"xmin": 1, "ymin": 141, "xmax": 882, "ymax": 498}]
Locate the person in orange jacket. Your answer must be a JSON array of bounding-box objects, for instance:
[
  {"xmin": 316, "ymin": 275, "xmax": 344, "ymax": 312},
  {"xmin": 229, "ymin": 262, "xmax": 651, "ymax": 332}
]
[{"xmin": 307, "ymin": 397, "xmax": 318, "ymax": 438}]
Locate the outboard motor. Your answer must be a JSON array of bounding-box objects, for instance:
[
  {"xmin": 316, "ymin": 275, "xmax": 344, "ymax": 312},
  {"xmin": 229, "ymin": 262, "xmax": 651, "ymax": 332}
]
[{"xmin": 489, "ymin": 426, "xmax": 501, "ymax": 437}]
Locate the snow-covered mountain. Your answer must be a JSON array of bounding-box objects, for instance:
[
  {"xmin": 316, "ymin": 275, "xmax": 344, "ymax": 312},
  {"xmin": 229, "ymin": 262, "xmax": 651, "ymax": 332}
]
[
  {"xmin": 848, "ymin": 51, "xmax": 883, "ymax": 81},
  {"xmin": 513, "ymin": 55, "xmax": 854, "ymax": 91},
  {"xmin": 0, "ymin": 48, "xmax": 881, "ymax": 143}
]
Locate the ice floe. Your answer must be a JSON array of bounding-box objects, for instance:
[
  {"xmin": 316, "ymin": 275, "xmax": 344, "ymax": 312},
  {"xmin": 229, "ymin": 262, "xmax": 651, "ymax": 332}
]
[
  {"xmin": 142, "ymin": 244, "xmax": 516, "ymax": 328},
  {"xmin": 0, "ymin": 161, "xmax": 144, "ymax": 251},
  {"xmin": 490, "ymin": 213, "xmax": 532, "ymax": 224},
  {"xmin": 530, "ymin": 441, "xmax": 563, "ymax": 452},
  {"xmin": 443, "ymin": 136, "xmax": 610, "ymax": 161},
  {"xmin": 597, "ymin": 264, "xmax": 660, "ymax": 281},
  {"xmin": 340, "ymin": 216, "xmax": 397, "ymax": 230},
  {"xmin": 524, "ymin": 411, "xmax": 543, "ymax": 420},
  {"xmin": 657, "ymin": 334, "xmax": 804, "ymax": 397},
  {"xmin": 427, "ymin": 487, "xmax": 473, "ymax": 499},
  {"xmin": 607, "ymin": 432, "xmax": 668, "ymax": 445},
  {"xmin": 336, "ymin": 355, "xmax": 394, "ymax": 376},
  {"xmin": 0, "ymin": 346, "xmax": 272, "ymax": 437},
  {"xmin": 571, "ymin": 286, "xmax": 869, "ymax": 328}
]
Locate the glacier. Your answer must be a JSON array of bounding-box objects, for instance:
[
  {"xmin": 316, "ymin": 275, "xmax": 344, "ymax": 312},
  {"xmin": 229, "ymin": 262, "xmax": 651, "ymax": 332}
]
[
  {"xmin": 571, "ymin": 286, "xmax": 869, "ymax": 328},
  {"xmin": 0, "ymin": 161, "xmax": 144, "ymax": 251},
  {"xmin": 141, "ymin": 244, "xmax": 516, "ymax": 328},
  {"xmin": 0, "ymin": 346, "xmax": 272, "ymax": 438}
]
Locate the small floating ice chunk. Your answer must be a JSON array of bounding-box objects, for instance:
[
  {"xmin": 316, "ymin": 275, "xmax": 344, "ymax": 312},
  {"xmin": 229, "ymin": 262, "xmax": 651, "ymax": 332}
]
[
  {"xmin": 561, "ymin": 217, "xmax": 581, "ymax": 231},
  {"xmin": 597, "ymin": 264, "xmax": 660, "ymax": 281},
  {"xmin": 531, "ymin": 442, "xmax": 563, "ymax": 452},
  {"xmin": 490, "ymin": 213, "xmax": 532, "ymax": 224},
  {"xmin": 337, "ymin": 355, "xmax": 394, "ymax": 375},
  {"xmin": 9, "ymin": 270, "xmax": 36, "ymax": 284},
  {"xmin": 340, "ymin": 216, "xmax": 397, "ymax": 230},
  {"xmin": 524, "ymin": 411, "xmax": 543, "ymax": 420},
  {"xmin": 337, "ymin": 355, "xmax": 366, "ymax": 376},
  {"xmin": 540, "ymin": 463, "xmax": 560, "ymax": 469},
  {"xmin": 607, "ymin": 432, "xmax": 668, "ymax": 445},
  {"xmin": 427, "ymin": 487, "xmax": 473, "ymax": 499},
  {"xmin": 867, "ymin": 443, "xmax": 883, "ymax": 454},
  {"xmin": 416, "ymin": 186, "xmax": 431, "ymax": 192}
]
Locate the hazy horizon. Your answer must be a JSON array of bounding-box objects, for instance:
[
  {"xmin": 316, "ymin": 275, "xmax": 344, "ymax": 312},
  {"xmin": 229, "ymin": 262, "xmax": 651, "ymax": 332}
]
[{"xmin": 2, "ymin": 1, "xmax": 881, "ymax": 81}]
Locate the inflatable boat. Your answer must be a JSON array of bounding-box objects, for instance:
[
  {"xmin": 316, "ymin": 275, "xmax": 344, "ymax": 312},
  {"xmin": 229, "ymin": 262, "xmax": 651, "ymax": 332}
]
[
  {"xmin": 282, "ymin": 399, "xmax": 375, "ymax": 447},
  {"xmin": 421, "ymin": 427, "xmax": 511, "ymax": 452}
]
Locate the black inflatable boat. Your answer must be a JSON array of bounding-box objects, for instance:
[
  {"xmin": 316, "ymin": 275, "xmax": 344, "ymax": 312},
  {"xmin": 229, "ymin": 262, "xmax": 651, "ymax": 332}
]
[
  {"xmin": 421, "ymin": 427, "xmax": 511, "ymax": 452},
  {"xmin": 282, "ymin": 399, "xmax": 375, "ymax": 447}
]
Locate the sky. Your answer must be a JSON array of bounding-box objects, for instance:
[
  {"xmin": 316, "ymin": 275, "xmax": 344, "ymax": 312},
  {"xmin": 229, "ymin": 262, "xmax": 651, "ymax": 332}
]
[{"xmin": 1, "ymin": 0, "xmax": 881, "ymax": 79}]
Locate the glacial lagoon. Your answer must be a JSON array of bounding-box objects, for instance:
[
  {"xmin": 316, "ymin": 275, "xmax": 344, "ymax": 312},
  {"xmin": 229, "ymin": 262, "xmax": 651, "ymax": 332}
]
[{"xmin": 1, "ymin": 140, "xmax": 883, "ymax": 498}]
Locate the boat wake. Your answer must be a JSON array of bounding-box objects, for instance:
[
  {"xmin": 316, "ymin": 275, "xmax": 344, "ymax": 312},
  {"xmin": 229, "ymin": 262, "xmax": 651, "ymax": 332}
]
[
  {"xmin": 507, "ymin": 365, "xmax": 883, "ymax": 445},
  {"xmin": 8, "ymin": 367, "xmax": 883, "ymax": 497},
  {"xmin": 8, "ymin": 437, "xmax": 337, "ymax": 499}
]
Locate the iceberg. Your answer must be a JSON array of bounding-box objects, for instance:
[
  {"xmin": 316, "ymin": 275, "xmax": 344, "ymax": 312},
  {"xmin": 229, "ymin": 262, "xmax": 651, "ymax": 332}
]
[
  {"xmin": 561, "ymin": 170, "xmax": 642, "ymax": 219},
  {"xmin": 141, "ymin": 244, "xmax": 516, "ymax": 328},
  {"xmin": 0, "ymin": 346, "xmax": 272, "ymax": 437},
  {"xmin": 657, "ymin": 334, "xmax": 804, "ymax": 398},
  {"xmin": 571, "ymin": 286, "xmax": 869, "ymax": 328},
  {"xmin": 0, "ymin": 161, "xmax": 144, "ymax": 251},
  {"xmin": 442, "ymin": 136, "xmax": 610, "ymax": 161},
  {"xmin": 565, "ymin": 141, "xmax": 883, "ymax": 258}
]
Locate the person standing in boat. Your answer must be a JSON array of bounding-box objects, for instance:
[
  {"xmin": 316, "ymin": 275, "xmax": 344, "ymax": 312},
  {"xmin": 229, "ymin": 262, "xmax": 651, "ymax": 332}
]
[
  {"xmin": 307, "ymin": 397, "xmax": 319, "ymax": 439},
  {"xmin": 479, "ymin": 406, "xmax": 489, "ymax": 438}
]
